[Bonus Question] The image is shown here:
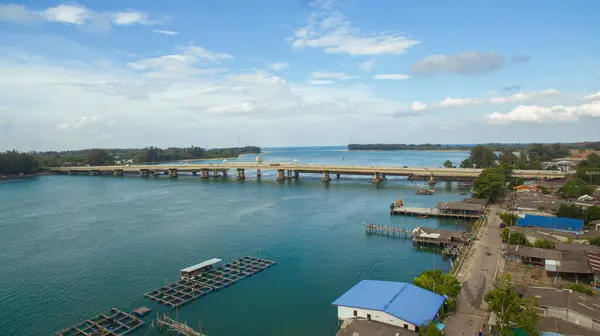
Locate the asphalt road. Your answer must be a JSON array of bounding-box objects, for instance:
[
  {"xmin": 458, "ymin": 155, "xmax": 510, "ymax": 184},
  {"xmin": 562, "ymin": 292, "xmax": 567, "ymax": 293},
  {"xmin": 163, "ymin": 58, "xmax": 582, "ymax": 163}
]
[{"xmin": 445, "ymin": 204, "xmax": 503, "ymax": 336}]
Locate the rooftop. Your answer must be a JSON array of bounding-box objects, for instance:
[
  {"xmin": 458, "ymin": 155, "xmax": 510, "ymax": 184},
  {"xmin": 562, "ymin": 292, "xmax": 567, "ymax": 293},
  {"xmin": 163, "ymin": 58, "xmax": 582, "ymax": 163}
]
[
  {"xmin": 436, "ymin": 201, "xmax": 485, "ymax": 212},
  {"xmin": 523, "ymin": 286, "xmax": 600, "ymax": 321},
  {"xmin": 412, "ymin": 227, "xmax": 465, "ymax": 241},
  {"xmin": 517, "ymin": 214, "xmax": 584, "ymax": 233},
  {"xmin": 555, "ymin": 251, "xmax": 592, "ymax": 274},
  {"xmin": 335, "ymin": 318, "xmax": 419, "ymax": 336},
  {"xmin": 506, "ymin": 245, "xmax": 563, "ymax": 261},
  {"xmin": 180, "ymin": 258, "xmax": 222, "ymax": 273},
  {"xmin": 332, "ymin": 280, "xmax": 445, "ymax": 327},
  {"xmin": 586, "ymin": 251, "xmax": 600, "ymax": 274},
  {"xmin": 538, "ymin": 317, "xmax": 597, "ymax": 336}
]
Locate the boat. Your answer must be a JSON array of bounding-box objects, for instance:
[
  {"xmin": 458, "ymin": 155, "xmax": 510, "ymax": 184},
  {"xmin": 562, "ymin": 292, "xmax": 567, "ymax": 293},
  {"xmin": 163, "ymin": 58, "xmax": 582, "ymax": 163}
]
[
  {"xmin": 416, "ymin": 188, "xmax": 435, "ymax": 195},
  {"xmin": 417, "ymin": 215, "xmax": 428, "ymax": 219},
  {"xmin": 460, "ymin": 192, "xmax": 467, "ymax": 195}
]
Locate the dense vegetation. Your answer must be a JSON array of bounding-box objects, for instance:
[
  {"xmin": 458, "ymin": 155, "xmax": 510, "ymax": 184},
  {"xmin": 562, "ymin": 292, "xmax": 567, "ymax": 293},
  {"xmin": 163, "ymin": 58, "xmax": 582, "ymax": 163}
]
[
  {"xmin": 501, "ymin": 228, "xmax": 530, "ymax": 246},
  {"xmin": 0, "ymin": 151, "xmax": 40, "ymax": 175},
  {"xmin": 413, "ymin": 270, "xmax": 461, "ymax": 318},
  {"xmin": 33, "ymin": 146, "xmax": 261, "ymax": 167},
  {"xmin": 575, "ymin": 152, "xmax": 600, "ymax": 185},
  {"xmin": 419, "ymin": 320, "xmax": 444, "ymax": 336},
  {"xmin": 472, "ymin": 165, "xmax": 512, "ymax": 202},
  {"xmin": 1, "ymin": 146, "xmax": 261, "ymax": 175},
  {"xmin": 499, "ymin": 213, "xmax": 519, "ymax": 226},
  {"xmin": 568, "ymin": 283, "xmax": 594, "ymax": 296},
  {"xmin": 485, "ymin": 275, "xmax": 540, "ymax": 336},
  {"xmin": 533, "ymin": 239, "xmax": 555, "ymax": 249},
  {"xmin": 554, "ymin": 204, "xmax": 600, "ymax": 225}
]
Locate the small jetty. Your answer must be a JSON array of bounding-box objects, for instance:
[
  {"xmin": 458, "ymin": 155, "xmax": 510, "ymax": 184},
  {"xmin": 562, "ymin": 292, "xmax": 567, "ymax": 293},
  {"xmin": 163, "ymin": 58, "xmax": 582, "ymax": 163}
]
[
  {"xmin": 389, "ymin": 199, "xmax": 484, "ymax": 220},
  {"xmin": 157, "ymin": 313, "xmax": 206, "ymax": 336},
  {"xmin": 416, "ymin": 188, "xmax": 435, "ymax": 195},
  {"xmin": 55, "ymin": 308, "xmax": 144, "ymax": 336},
  {"xmin": 365, "ymin": 224, "xmax": 412, "ymax": 239},
  {"xmin": 144, "ymin": 256, "xmax": 276, "ymax": 308}
]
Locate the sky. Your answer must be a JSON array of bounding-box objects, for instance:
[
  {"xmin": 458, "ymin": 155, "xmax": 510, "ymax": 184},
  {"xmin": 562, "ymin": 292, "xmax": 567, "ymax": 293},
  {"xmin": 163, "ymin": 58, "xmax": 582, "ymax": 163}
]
[{"xmin": 0, "ymin": 0, "xmax": 599, "ymax": 150}]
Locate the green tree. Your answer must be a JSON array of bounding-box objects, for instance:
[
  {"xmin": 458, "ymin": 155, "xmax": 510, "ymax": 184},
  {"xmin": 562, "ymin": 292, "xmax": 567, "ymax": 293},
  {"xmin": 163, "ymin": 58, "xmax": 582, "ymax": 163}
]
[
  {"xmin": 499, "ymin": 150, "xmax": 519, "ymax": 166},
  {"xmin": 419, "ymin": 320, "xmax": 443, "ymax": 336},
  {"xmin": 518, "ymin": 297, "xmax": 541, "ymax": 336},
  {"xmin": 554, "ymin": 204, "xmax": 586, "ymax": 221},
  {"xmin": 0, "ymin": 151, "xmax": 40, "ymax": 175},
  {"xmin": 472, "ymin": 166, "xmax": 506, "ymax": 202},
  {"xmin": 442, "ymin": 160, "xmax": 454, "ymax": 168},
  {"xmin": 499, "ymin": 213, "xmax": 519, "ymax": 226},
  {"xmin": 464, "ymin": 145, "xmax": 496, "ymax": 168},
  {"xmin": 485, "ymin": 276, "xmax": 522, "ymax": 335},
  {"xmin": 568, "ymin": 283, "xmax": 594, "ymax": 296},
  {"xmin": 589, "ymin": 237, "xmax": 600, "ymax": 247},
  {"xmin": 533, "ymin": 239, "xmax": 555, "ymax": 249},
  {"xmin": 587, "ymin": 206, "xmax": 600, "ymax": 223},
  {"xmin": 559, "ymin": 178, "xmax": 595, "ymax": 199},
  {"xmin": 413, "ymin": 270, "xmax": 461, "ymax": 298},
  {"xmin": 87, "ymin": 148, "xmax": 109, "ymax": 166}
]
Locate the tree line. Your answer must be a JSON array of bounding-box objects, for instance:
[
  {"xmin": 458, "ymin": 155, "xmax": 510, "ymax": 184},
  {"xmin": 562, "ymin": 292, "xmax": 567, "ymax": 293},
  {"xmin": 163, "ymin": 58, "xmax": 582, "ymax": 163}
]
[
  {"xmin": 0, "ymin": 145, "xmax": 261, "ymax": 175},
  {"xmin": 348, "ymin": 141, "xmax": 598, "ymax": 153}
]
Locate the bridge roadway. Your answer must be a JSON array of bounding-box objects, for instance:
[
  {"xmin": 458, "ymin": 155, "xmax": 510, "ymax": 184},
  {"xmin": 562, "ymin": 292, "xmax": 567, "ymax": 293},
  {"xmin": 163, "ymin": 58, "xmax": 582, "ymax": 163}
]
[{"xmin": 48, "ymin": 162, "xmax": 568, "ymax": 182}]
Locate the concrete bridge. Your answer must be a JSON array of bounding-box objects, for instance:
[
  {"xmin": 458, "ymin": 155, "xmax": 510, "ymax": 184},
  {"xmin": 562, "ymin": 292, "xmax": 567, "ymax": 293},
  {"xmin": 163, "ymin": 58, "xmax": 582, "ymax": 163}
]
[{"xmin": 47, "ymin": 162, "xmax": 568, "ymax": 182}]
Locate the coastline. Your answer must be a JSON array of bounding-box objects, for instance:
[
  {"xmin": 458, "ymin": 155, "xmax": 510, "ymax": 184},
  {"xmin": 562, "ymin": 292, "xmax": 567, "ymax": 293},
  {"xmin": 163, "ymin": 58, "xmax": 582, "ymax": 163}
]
[
  {"xmin": 144, "ymin": 152, "xmax": 263, "ymax": 164},
  {"xmin": 0, "ymin": 172, "xmax": 51, "ymax": 180},
  {"xmin": 348, "ymin": 149, "xmax": 469, "ymax": 152}
]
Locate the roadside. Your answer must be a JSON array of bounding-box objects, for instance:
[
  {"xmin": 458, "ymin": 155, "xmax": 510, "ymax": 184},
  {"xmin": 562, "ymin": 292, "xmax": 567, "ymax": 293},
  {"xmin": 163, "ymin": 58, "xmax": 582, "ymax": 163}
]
[{"xmin": 444, "ymin": 204, "xmax": 503, "ymax": 336}]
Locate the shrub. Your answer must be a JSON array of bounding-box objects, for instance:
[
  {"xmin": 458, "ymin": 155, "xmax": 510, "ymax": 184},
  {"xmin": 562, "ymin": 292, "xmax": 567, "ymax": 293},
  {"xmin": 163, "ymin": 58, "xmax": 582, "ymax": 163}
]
[
  {"xmin": 534, "ymin": 239, "xmax": 555, "ymax": 249},
  {"xmin": 568, "ymin": 283, "xmax": 594, "ymax": 296},
  {"xmin": 499, "ymin": 213, "xmax": 519, "ymax": 226}
]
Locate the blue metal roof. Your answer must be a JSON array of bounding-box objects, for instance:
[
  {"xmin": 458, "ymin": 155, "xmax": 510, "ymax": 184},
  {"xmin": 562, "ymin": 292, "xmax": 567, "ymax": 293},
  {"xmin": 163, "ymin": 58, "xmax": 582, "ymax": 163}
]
[
  {"xmin": 332, "ymin": 280, "xmax": 445, "ymax": 326},
  {"xmin": 517, "ymin": 214, "xmax": 584, "ymax": 233}
]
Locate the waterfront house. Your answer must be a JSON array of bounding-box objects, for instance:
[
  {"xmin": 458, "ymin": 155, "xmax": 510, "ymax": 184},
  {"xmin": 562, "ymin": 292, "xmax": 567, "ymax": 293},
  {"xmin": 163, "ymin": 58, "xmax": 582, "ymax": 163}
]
[
  {"xmin": 523, "ymin": 286, "xmax": 600, "ymax": 332},
  {"xmin": 577, "ymin": 194, "xmax": 595, "ymax": 202},
  {"xmin": 332, "ymin": 280, "xmax": 445, "ymax": 332},
  {"xmin": 505, "ymin": 245, "xmax": 563, "ymax": 267},
  {"xmin": 517, "ymin": 214, "xmax": 584, "ymax": 234},
  {"xmin": 411, "ymin": 227, "xmax": 468, "ymax": 247},
  {"xmin": 436, "ymin": 201, "xmax": 485, "ymax": 217}
]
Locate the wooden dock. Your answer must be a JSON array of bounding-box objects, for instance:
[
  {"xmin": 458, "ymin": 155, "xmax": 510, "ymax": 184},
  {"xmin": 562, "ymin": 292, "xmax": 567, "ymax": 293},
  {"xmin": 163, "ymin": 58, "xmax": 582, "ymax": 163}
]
[
  {"xmin": 365, "ymin": 224, "xmax": 412, "ymax": 239},
  {"xmin": 157, "ymin": 313, "xmax": 206, "ymax": 336},
  {"xmin": 144, "ymin": 256, "xmax": 276, "ymax": 308},
  {"xmin": 390, "ymin": 206, "xmax": 480, "ymax": 219},
  {"xmin": 55, "ymin": 308, "xmax": 144, "ymax": 336}
]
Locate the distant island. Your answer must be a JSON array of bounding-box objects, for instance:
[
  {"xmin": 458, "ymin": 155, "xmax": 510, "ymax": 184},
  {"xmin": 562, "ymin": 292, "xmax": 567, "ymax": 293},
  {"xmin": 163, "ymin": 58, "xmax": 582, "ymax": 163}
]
[
  {"xmin": 347, "ymin": 142, "xmax": 600, "ymax": 152},
  {"xmin": 1, "ymin": 146, "xmax": 261, "ymax": 176}
]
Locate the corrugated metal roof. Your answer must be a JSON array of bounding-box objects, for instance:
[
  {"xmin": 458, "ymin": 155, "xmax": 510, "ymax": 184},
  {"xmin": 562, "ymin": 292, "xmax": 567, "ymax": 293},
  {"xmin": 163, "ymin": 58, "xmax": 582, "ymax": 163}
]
[
  {"xmin": 332, "ymin": 280, "xmax": 445, "ymax": 326},
  {"xmin": 517, "ymin": 214, "xmax": 584, "ymax": 233},
  {"xmin": 180, "ymin": 258, "xmax": 222, "ymax": 273},
  {"xmin": 586, "ymin": 251, "xmax": 600, "ymax": 274}
]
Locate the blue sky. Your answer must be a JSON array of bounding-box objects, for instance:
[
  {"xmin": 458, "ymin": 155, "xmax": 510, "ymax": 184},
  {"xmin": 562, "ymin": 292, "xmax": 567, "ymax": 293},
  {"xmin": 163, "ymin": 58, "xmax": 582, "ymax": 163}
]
[{"xmin": 0, "ymin": 0, "xmax": 599, "ymax": 150}]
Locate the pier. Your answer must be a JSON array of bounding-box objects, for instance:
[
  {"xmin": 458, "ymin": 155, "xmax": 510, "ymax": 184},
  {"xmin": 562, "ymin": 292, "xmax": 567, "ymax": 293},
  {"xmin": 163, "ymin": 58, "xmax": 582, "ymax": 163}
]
[
  {"xmin": 46, "ymin": 162, "xmax": 568, "ymax": 182},
  {"xmin": 390, "ymin": 201, "xmax": 485, "ymax": 220},
  {"xmin": 156, "ymin": 313, "xmax": 206, "ymax": 336},
  {"xmin": 55, "ymin": 308, "xmax": 144, "ymax": 336},
  {"xmin": 144, "ymin": 256, "xmax": 276, "ymax": 308},
  {"xmin": 365, "ymin": 224, "xmax": 413, "ymax": 239}
]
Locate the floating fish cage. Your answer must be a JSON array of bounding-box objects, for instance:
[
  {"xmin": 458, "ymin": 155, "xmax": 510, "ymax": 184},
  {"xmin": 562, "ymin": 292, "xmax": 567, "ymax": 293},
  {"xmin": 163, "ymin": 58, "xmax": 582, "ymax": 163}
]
[
  {"xmin": 55, "ymin": 308, "xmax": 144, "ymax": 336},
  {"xmin": 144, "ymin": 256, "xmax": 276, "ymax": 308}
]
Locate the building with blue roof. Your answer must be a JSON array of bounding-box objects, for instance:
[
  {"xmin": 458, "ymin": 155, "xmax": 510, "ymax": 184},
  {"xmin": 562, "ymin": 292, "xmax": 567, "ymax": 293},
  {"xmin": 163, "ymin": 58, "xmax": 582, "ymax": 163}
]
[
  {"xmin": 332, "ymin": 280, "xmax": 445, "ymax": 332},
  {"xmin": 517, "ymin": 214, "xmax": 584, "ymax": 233}
]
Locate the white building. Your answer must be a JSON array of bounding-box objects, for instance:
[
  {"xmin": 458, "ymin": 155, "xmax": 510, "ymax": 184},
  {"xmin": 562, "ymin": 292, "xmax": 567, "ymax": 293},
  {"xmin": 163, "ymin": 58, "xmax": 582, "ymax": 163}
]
[{"xmin": 332, "ymin": 280, "xmax": 445, "ymax": 332}]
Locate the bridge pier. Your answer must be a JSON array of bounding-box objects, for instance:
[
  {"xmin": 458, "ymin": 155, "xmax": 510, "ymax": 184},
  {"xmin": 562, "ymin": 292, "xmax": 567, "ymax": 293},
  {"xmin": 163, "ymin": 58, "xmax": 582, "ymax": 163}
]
[
  {"xmin": 276, "ymin": 169, "xmax": 285, "ymax": 181},
  {"xmin": 192, "ymin": 171, "xmax": 197, "ymax": 176},
  {"xmin": 256, "ymin": 169, "xmax": 262, "ymax": 177},
  {"xmin": 294, "ymin": 171, "xmax": 299, "ymax": 179},
  {"xmin": 322, "ymin": 171, "xmax": 331, "ymax": 182},
  {"xmin": 336, "ymin": 173, "xmax": 340, "ymax": 179},
  {"xmin": 200, "ymin": 169, "xmax": 209, "ymax": 179},
  {"xmin": 89, "ymin": 170, "xmax": 100, "ymax": 176},
  {"xmin": 168, "ymin": 169, "xmax": 178, "ymax": 178},
  {"xmin": 372, "ymin": 172, "xmax": 382, "ymax": 183},
  {"xmin": 140, "ymin": 169, "xmax": 150, "ymax": 178},
  {"xmin": 236, "ymin": 168, "xmax": 246, "ymax": 180},
  {"xmin": 381, "ymin": 174, "xmax": 387, "ymax": 180},
  {"xmin": 67, "ymin": 171, "xmax": 79, "ymax": 175},
  {"xmin": 113, "ymin": 169, "xmax": 124, "ymax": 177},
  {"xmin": 222, "ymin": 170, "xmax": 228, "ymax": 177}
]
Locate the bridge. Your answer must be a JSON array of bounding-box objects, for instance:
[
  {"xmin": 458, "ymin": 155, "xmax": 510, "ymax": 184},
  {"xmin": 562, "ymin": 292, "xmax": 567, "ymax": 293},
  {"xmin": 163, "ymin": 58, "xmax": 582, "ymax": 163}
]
[{"xmin": 47, "ymin": 162, "xmax": 568, "ymax": 182}]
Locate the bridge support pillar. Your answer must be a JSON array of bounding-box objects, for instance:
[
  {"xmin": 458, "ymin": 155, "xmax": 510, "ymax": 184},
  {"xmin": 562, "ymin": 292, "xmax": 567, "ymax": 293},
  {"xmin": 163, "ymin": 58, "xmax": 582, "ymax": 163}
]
[
  {"xmin": 236, "ymin": 168, "xmax": 246, "ymax": 180},
  {"xmin": 192, "ymin": 171, "xmax": 197, "ymax": 176},
  {"xmin": 200, "ymin": 169, "xmax": 209, "ymax": 179},
  {"xmin": 322, "ymin": 171, "xmax": 331, "ymax": 182},
  {"xmin": 336, "ymin": 173, "xmax": 340, "ymax": 179},
  {"xmin": 89, "ymin": 170, "xmax": 100, "ymax": 176},
  {"xmin": 381, "ymin": 174, "xmax": 387, "ymax": 180},
  {"xmin": 372, "ymin": 172, "xmax": 382, "ymax": 183},
  {"xmin": 256, "ymin": 169, "xmax": 262, "ymax": 177},
  {"xmin": 168, "ymin": 169, "xmax": 178, "ymax": 178},
  {"xmin": 294, "ymin": 171, "xmax": 299, "ymax": 179},
  {"xmin": 140, "ymin": 169, "xmax": 150, "ymax": 178},
  {"xmin": 113, "ymin": 169, "xmax": 124, "ymax": 177},
  {"xmin": 276, "ymin": 169, "xmax": 286, "ymax": 181},
  {"xmin": 67, "ymin": 171, "xmax": 79, "ymax": 175}
]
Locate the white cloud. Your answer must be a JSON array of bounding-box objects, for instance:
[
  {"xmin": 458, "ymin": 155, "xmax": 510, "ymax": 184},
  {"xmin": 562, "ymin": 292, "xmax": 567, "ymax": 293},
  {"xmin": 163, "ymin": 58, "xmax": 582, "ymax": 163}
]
[
  {"xmin": 269, "ymin": 62, "xmax": 289, "ymax": 71},
  {"xmin": 112, "ymin": 11, "xmax": 150, "ymax": 25},
  {"xmin": 583, "ymin": 91, "xmax": 600, "ymax": 102},
  {"xmin": 486, "ymin": 90, "xmax": 499, "ymax": 96},
  {"xmin": 0, "ymin": 4, "xmax": 155, "ymax": 31},
  {"xmin": 487, "ymin": 89, "xmax": 561, "ymax": 104},
  {"xmin": 312, "ymin": 71, "xmax": 359, "ymax": 80},
  {"xmin": 487, "ymin": 102, "xmax": 600, "ymax": 124},
  {"xmin": 309, "ymin": 80, "xmax": 335, "ymax": 85},
  {"xmin": 42, "ymin": 4, "xmax": 90, "ymax": 25},
  {"xmin": 411, "ymin": 51, "xmax": 513, "ymax": 76},
  {"xmin": 186, "ymin": 46, "xmax": 233, "ymax": 62},
  {"xmin": 0, "ymin": 4, "xmax": 40, "ymax": 23},
  {"xmin": 373, "ymin": 74, "xmax": 410, "ymax": 80},
  {"xmin": 57, "ymin": 115, "xmax": 99, "ymax": 129},
  {"xmin": 438, "ymin": 97, "xmax": 483, "ymax": 107},
  {"xmin": 291, "ymin": 10, "xmax": 419, "ymax": 56},
  {"xmin": 411, "ymin": 101, "xmax": 427, "ymax": 111},
  {"xmin": 152, "ymin": 29, "xmax": 179, "ymax": 36},
  {"xmin": 359, "ymin": 59, "xmax": 376, "ymax": 72}
]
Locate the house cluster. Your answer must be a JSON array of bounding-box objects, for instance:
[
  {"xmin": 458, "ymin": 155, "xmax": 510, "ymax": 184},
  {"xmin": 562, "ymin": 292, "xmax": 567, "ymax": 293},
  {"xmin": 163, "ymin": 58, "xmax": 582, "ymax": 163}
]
[
  {"xmin": 332, "ymin": 280, "xmax": 445, "ymax": 336},
  {"xmin": 522, "ymin": 286, "xmax": 600, "ymax": 335}
]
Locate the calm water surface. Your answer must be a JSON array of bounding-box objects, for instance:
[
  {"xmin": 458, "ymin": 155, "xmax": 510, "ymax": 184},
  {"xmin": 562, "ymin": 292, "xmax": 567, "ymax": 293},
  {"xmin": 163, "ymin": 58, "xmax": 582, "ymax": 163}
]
[{"xmin": 0, "ymin": 147, "xmax": 469, "ymax": 336}]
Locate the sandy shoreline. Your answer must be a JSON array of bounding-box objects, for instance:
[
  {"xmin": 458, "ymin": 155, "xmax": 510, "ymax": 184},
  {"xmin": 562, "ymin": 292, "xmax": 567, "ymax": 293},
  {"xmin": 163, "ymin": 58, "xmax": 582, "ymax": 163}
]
[{"xmin": 348, "ymin": 149, "xmax": 469, "ymax": 153}]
